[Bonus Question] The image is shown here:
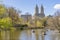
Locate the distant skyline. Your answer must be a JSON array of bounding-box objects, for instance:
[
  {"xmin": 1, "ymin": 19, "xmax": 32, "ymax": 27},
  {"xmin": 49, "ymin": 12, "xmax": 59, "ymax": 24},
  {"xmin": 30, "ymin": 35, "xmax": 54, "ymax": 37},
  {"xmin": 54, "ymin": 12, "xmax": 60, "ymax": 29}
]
[{"xmin": 0, "ymin": 0, "xmax": 60, "ymax": 16}]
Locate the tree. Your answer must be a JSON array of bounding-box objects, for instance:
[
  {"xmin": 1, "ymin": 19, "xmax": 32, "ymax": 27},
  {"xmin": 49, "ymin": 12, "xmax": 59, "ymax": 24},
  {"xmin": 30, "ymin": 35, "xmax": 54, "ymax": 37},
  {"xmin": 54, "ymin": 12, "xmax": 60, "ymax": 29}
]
[
  {"xmin": 0, "ymin": 4, "xmax": 7, "ymax": 18},
  {"xmin": 53, "ymin": 11, "xmax": 60, "ymax": 31},
  {"xmin": 37, "ymin": 20, "xmax": 43, "ymax": 27},
  {"xmin": 36, "ymin": 17, "xmax": 47, "ymax": 27},
  {"xmin": 8, "ymin": 7, "xmax": 21, "ymax": 25},
  {"xmin": 0, "ymin": 17, "xmax": 12, "ymax": 29},
  {"xmin": 41, "ymin": 18, "xmax": 48, "ymax": 27},
  {"xmin": 47, "ymin": 11, "xmax": 60, "ymax": 31}
]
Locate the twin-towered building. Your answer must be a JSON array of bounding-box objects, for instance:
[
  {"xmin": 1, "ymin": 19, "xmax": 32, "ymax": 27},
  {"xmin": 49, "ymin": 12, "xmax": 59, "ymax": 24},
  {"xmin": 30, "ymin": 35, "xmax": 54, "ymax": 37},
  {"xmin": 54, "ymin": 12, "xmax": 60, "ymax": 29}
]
[
  {"xmin": 34, "ymin": 4, "xmax": 45, "ymax": 18},
  {"xmin": 21, "ymin": 4, "xmax": 45, "ymax": 24}
]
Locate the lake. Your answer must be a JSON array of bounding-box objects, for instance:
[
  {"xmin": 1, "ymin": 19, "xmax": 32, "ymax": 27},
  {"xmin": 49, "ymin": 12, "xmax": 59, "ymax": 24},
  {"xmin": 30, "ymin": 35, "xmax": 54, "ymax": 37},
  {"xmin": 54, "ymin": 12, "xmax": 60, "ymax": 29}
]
[{"xmin": 0, "ymin": 29, "xmax": 60, "ymax": 40}]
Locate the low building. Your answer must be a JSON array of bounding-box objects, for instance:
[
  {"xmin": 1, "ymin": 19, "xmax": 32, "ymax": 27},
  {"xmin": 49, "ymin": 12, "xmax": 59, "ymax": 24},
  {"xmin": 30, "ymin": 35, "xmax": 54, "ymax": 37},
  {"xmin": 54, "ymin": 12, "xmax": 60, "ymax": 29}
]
[{"xmin": 21, "ymin": 12, "xmax": 32, "ymax": 25}]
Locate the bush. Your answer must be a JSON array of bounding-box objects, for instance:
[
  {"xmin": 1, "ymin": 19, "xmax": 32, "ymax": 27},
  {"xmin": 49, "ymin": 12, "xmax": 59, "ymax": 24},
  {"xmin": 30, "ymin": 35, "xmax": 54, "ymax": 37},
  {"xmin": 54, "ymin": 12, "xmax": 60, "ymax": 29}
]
[{"xmin": 0, "ymin": 17, "xmax": 12, "ymax": 29}]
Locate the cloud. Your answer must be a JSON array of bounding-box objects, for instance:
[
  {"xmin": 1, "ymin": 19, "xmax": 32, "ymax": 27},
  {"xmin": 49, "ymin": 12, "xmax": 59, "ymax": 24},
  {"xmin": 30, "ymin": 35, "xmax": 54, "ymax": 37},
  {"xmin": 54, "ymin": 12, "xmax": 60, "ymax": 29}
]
[{"xmin": 54, "ymin": 4, "xmax": 60, "ymax": 9}]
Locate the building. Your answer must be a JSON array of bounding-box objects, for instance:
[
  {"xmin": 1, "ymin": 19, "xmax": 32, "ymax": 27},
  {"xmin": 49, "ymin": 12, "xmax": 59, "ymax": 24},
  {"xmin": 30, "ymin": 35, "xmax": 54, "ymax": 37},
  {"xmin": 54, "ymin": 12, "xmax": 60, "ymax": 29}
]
[
  {"xmin": 34, "ymin": 4, "xmax": 45, "ymax": 18},
  {"xmin": 21, "ymin": 12, "xmax": 32, "ymax": 24}
]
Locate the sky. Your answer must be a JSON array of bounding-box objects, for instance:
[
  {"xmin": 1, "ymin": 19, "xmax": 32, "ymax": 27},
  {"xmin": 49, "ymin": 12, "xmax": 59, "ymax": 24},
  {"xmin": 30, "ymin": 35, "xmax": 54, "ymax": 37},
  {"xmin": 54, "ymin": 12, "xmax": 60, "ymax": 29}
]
[{"xmin": 0, "ymin": 0, "xmax": 60, "ymax": 16}]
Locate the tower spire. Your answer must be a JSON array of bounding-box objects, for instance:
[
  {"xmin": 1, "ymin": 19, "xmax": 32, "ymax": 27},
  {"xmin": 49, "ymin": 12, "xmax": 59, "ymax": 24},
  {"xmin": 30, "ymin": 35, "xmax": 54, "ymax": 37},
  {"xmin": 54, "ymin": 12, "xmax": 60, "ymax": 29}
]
[
  {"xmin": 40, "ymin": 4, "xmax": 45, "ymax": 17},
  {"xmin": 35, "ymin": 4, "xmax": 39, "ymax": 16},
  {"xmin": 40, "ymin": 4, "xmax": 44, "ymax": 14}
]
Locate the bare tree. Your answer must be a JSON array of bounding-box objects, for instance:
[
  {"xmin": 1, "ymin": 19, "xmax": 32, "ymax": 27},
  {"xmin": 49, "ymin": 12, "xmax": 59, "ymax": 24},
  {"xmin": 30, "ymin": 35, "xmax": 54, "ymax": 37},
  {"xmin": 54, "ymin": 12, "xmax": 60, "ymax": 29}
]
[
  {"xmin": 47, "ymin": 11, "xmax": 60, "ymax": 32},
  {"xmin": 7, "ymin": 7, "xmax": 21, "ymax": 25}
]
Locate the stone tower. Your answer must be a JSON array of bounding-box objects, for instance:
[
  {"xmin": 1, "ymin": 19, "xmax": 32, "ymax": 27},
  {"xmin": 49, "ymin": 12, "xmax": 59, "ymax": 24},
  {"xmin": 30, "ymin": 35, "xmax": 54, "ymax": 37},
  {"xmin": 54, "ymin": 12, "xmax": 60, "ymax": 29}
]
[
  {"xmin": 34, "ymin": 4, "xmax": 45, "ymax": 18},
  {"xmin": 40, "ymin": 5, "xmax": 45, "ymax": 17},
  {"xmin": 34, "ymin": 4, "xmax": 39, "ymax": 16}
]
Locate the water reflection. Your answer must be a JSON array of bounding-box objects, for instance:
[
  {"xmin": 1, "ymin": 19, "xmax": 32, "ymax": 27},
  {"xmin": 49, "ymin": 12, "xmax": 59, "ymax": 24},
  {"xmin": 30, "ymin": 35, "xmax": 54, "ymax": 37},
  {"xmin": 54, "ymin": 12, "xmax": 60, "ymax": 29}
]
[
  {"xmin": 19, "ymin": 29, "xmax": 60, "ymax": 40},
  {"xmin": 0, "ymin": 29, "xmax": 60, "ymax": 40},
  {"xmin": 19, "ymin": 29, "xmax": 44, "ymax": 40},
  {"xmin": 45, "ymin": 29, "xmax": 60, "ymax": 40}
]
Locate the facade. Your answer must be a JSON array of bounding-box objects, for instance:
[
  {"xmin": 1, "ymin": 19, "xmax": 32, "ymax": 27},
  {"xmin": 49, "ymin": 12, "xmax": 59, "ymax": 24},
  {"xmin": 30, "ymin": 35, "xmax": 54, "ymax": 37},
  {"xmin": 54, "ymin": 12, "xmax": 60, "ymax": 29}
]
[{"xmin": 21, "ymin": 12, "xmax": 32, "ymax": 24}]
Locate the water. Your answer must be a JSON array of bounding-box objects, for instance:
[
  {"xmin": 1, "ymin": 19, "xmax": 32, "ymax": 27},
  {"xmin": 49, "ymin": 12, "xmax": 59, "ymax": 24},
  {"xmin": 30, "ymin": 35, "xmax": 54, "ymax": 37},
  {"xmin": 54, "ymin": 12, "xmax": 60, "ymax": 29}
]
[{"xmin": 0, "ymin": 29, "xmax": 60, "ymax": 40}]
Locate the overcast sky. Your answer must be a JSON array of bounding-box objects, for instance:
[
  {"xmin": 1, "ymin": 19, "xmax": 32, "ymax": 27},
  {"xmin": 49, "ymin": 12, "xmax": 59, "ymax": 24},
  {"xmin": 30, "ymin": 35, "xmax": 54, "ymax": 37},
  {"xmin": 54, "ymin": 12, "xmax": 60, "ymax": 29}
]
[{"xmin": 0, "ymin": 0, "xmax": 60, "ymax": 16}]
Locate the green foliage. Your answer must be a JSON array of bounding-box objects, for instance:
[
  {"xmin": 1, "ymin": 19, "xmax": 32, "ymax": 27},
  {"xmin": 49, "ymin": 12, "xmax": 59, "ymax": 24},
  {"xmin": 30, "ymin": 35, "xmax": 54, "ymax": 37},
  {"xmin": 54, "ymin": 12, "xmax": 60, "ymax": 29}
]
[
  {"xmin": 37, "ymin": 21, "xmax": 43, "ymax": 27},
  {"xmin": 41, "ymin": 18, "xmax": 47, "ymax": 26},
  {"xmin": 0, "ymin": 4, "xmax": 23, "ymax": 30},
  {"xmin": 36, "ymin": 18, "xmax": 47, "ymax": 27},
  {"xmin": 0, "ymin": 5, "xmax": 6, "ymax": 16},
  {"xmin": 0, "ymin": 17, "xmax": 12, "ymax": 28}
]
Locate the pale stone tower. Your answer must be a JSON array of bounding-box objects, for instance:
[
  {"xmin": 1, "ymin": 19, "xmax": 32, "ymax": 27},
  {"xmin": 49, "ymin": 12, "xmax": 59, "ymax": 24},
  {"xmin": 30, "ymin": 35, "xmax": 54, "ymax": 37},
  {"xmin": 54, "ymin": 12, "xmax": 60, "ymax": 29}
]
[
  {"xmin": 40, "ymin": 5, "xmax": 45, "ymax": 17},
  {"xmin": 34, "ymin": 4, "xmax": 39, "ymax": 16},
  {"xmin": 34, "ymin": 4, "xmax": 45, "ymax": 18}
]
